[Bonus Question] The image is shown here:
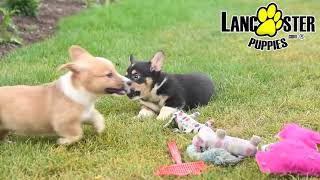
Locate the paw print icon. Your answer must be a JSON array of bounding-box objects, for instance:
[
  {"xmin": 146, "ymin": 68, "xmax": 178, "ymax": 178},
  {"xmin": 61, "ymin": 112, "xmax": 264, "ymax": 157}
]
[{"xmin": 256, "ymin": 3, "xmax": 283, "ymax": 37}]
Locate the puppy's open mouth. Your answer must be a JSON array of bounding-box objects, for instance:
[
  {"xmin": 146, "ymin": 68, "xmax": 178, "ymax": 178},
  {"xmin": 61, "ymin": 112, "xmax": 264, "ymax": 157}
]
[
  {"xmin": 105, "ymin": 88, "xmax": 126, "ymax": 95},
  {"xmin": 127, "ymin": 89, "xmax": 141, "ymax": 99}
]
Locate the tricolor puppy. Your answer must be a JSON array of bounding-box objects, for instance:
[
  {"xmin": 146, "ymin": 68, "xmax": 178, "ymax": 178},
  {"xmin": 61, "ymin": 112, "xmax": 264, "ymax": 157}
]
[
  {"xmin": 0, "ymin": 45, "xmax": 131, "ymax": 145},
  {"xmin": 126, "ymin": 51, "xmax": 214, "ymax": 120}
]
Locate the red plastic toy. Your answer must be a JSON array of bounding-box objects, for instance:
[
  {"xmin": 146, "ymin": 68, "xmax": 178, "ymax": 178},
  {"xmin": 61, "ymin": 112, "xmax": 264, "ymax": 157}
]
[{"xmin": 155, "ymin": 141, "xmax": 207, "ymax": 176}]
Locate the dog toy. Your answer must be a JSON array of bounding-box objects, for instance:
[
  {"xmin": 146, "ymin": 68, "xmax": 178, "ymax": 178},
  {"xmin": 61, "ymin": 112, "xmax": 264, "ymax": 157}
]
[
  {"xmin": 164, "ymin": 111, "xmax": 213, "ymax": 133},
  {"xmin": 186, "ymin": 144, "xmax": 242, "ymax": 166},
  {"xmin": 256, "ymin": 123, "xmax": 320, "ymax": 176},
  {"xmin": 155, "ymin": 141, "xmax": 207, "ymax": 176},
  {"xmin": 277, "ymin": 123, "xmax": 320, "ymax": 149},
  {"xmin": 193, "ymin": 128, "xmax": 261, "ymax": 157}
]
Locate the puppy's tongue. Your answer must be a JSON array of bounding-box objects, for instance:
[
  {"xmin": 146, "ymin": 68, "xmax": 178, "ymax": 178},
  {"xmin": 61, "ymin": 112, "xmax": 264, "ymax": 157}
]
[
  {"xmin": 115, "ymin": 90, "xmax": 126, "ymax": 95},
  {"xmin": 105, "ymin": 88, "xmax": 125, "ymax": 95}
]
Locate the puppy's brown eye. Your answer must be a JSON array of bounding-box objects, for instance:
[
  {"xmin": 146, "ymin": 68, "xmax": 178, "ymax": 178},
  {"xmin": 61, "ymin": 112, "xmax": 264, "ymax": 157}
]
[{"xmin": 106, "ymin": 73, "xmax": 113, "ymax": 78}]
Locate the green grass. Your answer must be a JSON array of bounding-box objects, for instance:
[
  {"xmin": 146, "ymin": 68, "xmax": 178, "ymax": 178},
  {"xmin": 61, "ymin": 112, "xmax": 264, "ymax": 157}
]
[{"xmin": 1, "ymin": 0, "xmax": 320, "ymax": 179}]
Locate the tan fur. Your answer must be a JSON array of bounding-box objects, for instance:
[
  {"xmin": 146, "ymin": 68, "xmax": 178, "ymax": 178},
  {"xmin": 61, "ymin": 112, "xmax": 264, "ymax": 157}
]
[
  {"xmin": 0, "ymin": 45, "xmax": 128, "ymax": 145},
  {"xmin": 130, "ymin": 77, "xmax": 171, "ymax": 119},
  {"xmin": 59, "ymin": 55, "xmax": 124, "ymax": 95},
  {"xmin": 131, "ymin": 78, "xmax": 153, "ymax": 98}
]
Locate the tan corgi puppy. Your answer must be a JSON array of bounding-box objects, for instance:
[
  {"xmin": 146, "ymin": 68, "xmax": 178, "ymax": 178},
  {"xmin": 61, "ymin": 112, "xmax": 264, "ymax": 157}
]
[{"xmin": 0, "ymin": 45, "xmax": 131, "ymax": 145}]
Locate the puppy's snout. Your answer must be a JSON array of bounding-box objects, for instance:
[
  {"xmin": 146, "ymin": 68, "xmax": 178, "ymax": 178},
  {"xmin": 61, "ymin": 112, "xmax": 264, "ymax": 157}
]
[
  {"xmin": 122, "ymin": 76, "xmax": 132, "ymax": 93},
  {"xmin": 121, "ymin": 76, "xmax": 131, "ymax": 83}
]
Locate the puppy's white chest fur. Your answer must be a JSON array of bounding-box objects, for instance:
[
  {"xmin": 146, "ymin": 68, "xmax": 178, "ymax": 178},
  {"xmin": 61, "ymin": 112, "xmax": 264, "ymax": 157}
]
[
  {"xmin": 59, "ymin": 72, "xmax": 96, "ymax": 121},
  {"xmin": 59, "ymin": 72, "xmax": 96, "ymax": 106},
  {"xmin": 80, "ymin": 104, "xmax": 95, "ymax": 122}
]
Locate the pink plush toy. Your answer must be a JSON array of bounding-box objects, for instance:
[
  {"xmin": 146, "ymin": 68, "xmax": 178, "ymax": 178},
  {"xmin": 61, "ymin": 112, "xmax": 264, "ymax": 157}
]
[
  {"xmin": 256, "ymin": 123, "xmax": 320, "ymax": 176},
  {"xmin": 278, "ymin": 123, "xmax": 320, "ymax": 149}
]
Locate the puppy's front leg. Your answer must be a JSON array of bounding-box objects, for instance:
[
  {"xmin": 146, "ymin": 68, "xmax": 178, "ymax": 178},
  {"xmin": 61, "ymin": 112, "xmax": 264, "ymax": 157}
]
[
  {"xmin": 55, "ymin": 120, "xmax": 83, "ymax": 145},
  {"xmin": 91, "ymin": 109, "xmax": 105, "ymax": 134},
  {"xmin": 134, "ymin": 106, "xmax": 156, "ymax": 119},
  {"xmin": 157, "ymin": 106, "xmax": 177, "ymax": 120}
]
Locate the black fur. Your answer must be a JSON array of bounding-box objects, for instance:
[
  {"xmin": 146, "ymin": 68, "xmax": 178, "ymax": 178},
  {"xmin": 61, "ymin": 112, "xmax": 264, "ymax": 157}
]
[{"xmin": 126, "ymin": 56, "xmax": 215, "ymax": 110}]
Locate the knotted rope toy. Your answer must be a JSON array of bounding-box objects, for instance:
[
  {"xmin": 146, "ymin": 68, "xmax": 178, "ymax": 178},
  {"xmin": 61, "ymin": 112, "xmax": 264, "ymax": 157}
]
[{"xmin": 186, "ymin": 144, "xmax": 242, "ymax": 166}]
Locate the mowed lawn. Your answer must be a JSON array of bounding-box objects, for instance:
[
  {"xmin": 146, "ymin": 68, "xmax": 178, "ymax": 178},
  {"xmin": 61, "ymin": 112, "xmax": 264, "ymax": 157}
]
[{"xmin": 0, "ymin": 0, "xmax": 320, "ymax": 179}]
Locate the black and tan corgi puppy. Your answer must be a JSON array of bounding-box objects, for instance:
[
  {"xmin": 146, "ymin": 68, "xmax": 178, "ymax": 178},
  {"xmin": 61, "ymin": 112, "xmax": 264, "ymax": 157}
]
[{"xmin": 125, "ymin": 51, "xmax": 215, "ymax": 120}]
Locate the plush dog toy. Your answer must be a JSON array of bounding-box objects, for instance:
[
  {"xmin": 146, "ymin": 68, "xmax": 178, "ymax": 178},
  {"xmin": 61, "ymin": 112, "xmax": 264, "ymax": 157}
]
[
  {"xmin": 193, "ymin": 128, "xmax": 261, "ymax": 157},
  {"xmin": 165, "ymin": 111, "xmax": 261, "ymax": 157},
  {"xmin": 164, "ymin": 111, "xmax": 213, "ymax": 133}
]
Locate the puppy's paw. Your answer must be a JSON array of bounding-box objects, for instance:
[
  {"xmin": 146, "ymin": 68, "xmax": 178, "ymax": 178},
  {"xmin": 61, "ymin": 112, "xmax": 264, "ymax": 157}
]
[
  {"xmin": 157, "ymin": 106, "xmax": 177, "ymax": 120},
  {"xmin": 90, "ymin": 109, "xmax": 106, "ymax": 134},
  {"xmin": 95, "ymin": 122, "xmax": 105, "ymax": 134},
  {"xmin": 57, "ymin": 136, "xmax": 82, "ymax": 145},
  {"xmin": 57, "ymin": 138, "xmax": 72, "ymax": 145},
  {"xmin": 156, "ymin": 114, "xmax": 170, "ymax": 120},
  {"xmin": 135, "ymin": 108, "xmax": 156, "ymax": 119}
]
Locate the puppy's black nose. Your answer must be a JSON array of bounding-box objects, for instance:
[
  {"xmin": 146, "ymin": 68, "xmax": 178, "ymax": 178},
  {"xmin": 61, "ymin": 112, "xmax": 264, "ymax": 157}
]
[{"xmin": 127, "ymin": 81, "xmax": 132, "ymax": 86}]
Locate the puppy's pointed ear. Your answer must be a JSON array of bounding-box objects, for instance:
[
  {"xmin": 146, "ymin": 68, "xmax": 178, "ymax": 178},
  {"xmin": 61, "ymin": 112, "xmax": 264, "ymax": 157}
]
[
  {"xmin": 129, "ymin": 54, "xmax": 136, "ymax": 64},
  {"xmin": 58, "ymin": 63, "xmax": 83, "ymax": 73},
  {"xmin": 69, "ymin": 45, "xmax": 93, "ymax": 62},
  {"xmin": 150, "ymin": 51, "xmax": 165, "ymax": 72}
]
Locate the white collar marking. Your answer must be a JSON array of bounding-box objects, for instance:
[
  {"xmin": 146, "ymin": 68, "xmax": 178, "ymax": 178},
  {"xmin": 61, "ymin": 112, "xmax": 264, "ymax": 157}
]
[
  {"xmin": 59, "ymin": 72, "xmax": 96, "ymax": 107},
  {"xmin": 155, "ymin": 77, "xmax": 167, "ymax": 90}
]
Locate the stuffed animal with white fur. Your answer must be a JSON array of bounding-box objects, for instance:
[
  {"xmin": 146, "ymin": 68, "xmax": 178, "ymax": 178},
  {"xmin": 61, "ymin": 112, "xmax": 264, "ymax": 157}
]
[{"xmin": 192, "ymin": 128, "xmax": 261, "ymax": 157}]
